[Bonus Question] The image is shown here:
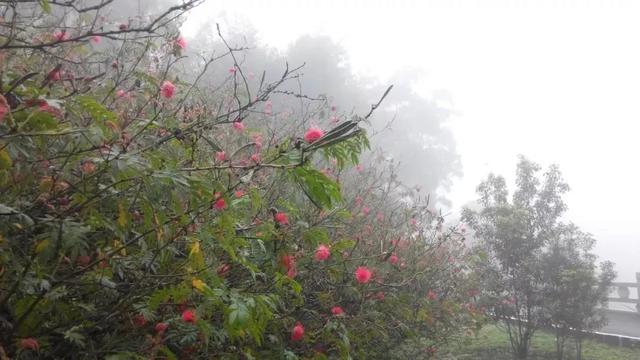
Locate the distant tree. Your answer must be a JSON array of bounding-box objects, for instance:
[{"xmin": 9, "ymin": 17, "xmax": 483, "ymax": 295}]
[
  {"xmin": 463, "ymin": 156, "xmax": 570, "ymax": 359},
  {"xmin": 541, "ymin": 224, "xmax": 615, "ymax": 360}
]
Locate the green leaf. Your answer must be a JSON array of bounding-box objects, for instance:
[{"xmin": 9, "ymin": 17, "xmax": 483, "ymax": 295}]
[
  {"xmin": 39, "ymin": 0, "xmax": 51, "ymax": 13},
  {"xmin": 292, "ymin": 166, "xmax": 342, "ymax": 209},
  {"xmin": 76, "ymin": 95, "xmax": 117, "ymax": 122}
]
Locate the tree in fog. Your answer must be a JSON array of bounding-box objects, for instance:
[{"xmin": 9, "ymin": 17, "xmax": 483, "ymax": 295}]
[
  {"xmin": 464, "ymin": 156, "xmax": 615, "ymax": 360},
  {"xmin": 541, "ymin": 223, "xmax": 615, "ymax": 360}
]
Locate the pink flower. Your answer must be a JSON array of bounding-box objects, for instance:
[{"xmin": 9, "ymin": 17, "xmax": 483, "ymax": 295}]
[
  {"xmin": 361, "ymin": 206, "xmax": 370, "ymax": 216},
  {"xmin": 213, "ymin": 198, "xmax": 226, "ymax": 210},
  {"xmin": 53, "ymin": 30, "xmax": 69, "ymax": 41},
  {"xmin": 291, "ymin": 322, "xmax": 304, "ymax": 341},
  {"xmin": 354, "ymin": 266, "xmax": 372, "ymax": 284},
  {"xmin": 182, "ymin": 310, "xmax": 196, "ymax": 324},
  {"xmin": 264, "ymin": 100, "xmax": 272, "ymax": 115},
  {"xmin": 115, "ymin": 89, "xmax": 128, "ymax": 99},
  {"xmin": 155, "ymin": 322, "xmax": 169, "ymax": 333},
  {"xmin": 315, "ymin": 244, "xmax": 331, "ymax": 261},
  {"xmin": 274, "ymin": 212, "xmax": 289, "ymax": 225},
  {"xmin": 215, "ymin": 151, "xmax": 226, "ymax": 162},
  {"xmin": 47, "ymin": 67, "xmax": 61, "ymax": 81},
  {"xmin": 90, "ymin": 35, "xmax": 101, "ymax": 44},
  {"xmin": 81, "ymin": 160, "xmax": 96, "ymax": 174},
  {"xmin": 234, "ymin": 190, "xmax": 244, "ymax": 198},
  {"xmin": 389, "ymin": 254, "xmax": 398, "ymax": 265},
  {"xmin": 0, "ymin": 97, "xmax": 9, "ymax": 124},
  {"xmin": 250, "ymin": 153, "xmax": 261, "ymax": 163},
  {"xmin": 133, "ymin": 314, "xmax": 147, "ymax": 327},
  {"xmin": 19, "ymin": 338, "xmax": 39, "ymax": 351},
  {"xmin": 175, "ymin": 36, "xmax": 187, "ymax": 49},
  {"xmin": 331, "ymin": 306, "xmax": 344, "ymax": 316},
  {"xmin": 232, "ymin": 121, "xmax": 245, "ymax": 132},
  {"xmin": 376, "ymin": 212, "xmax": 384, "ymax": 221},
  {"xmin": 228, "ymin": 66, "xmax": 237, "ymax": 74},
  {"xmin": 304, "ymin": 126, "xmax": 325, "ymax": 143},
  {"xmin": 160, "ymin": 80, "xmax": 176, "ymax": 99},
  {"xmin": 356, "ymin": 164, "xmax": 364, "ymax": 172},
  {"xmin": 427, "ymin": 290, "xmax": 438, "ymax": 301},
  {"xmin": 281, "ymin": 254, "xmax": 297, "ymax": 279}
]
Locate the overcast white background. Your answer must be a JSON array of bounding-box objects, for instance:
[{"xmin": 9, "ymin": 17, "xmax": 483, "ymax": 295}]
[{"xmin": 183, "ymin": 0, "xmax": 640, "ymax": 282}]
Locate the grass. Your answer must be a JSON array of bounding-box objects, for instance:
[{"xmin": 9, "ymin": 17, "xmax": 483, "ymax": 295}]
[{"xmin": 441, "ymin": 325, "xmax": 640, "ymax": 360}]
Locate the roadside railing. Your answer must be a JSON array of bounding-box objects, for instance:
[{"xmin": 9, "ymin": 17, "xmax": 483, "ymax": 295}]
[{"xmin": 606, "ymin": 272, "xmax": 640, "ymax": 314}]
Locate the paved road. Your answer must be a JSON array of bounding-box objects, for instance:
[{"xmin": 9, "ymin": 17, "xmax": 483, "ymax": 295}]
[{"xmin": 601, "ymin": 310, "xmax": 640, "ymax": 338}]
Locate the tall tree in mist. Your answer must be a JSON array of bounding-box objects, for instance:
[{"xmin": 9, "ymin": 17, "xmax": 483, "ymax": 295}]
[{"xmin": 463, "ymin": 156, "xmax": 615, "ymax": 360}]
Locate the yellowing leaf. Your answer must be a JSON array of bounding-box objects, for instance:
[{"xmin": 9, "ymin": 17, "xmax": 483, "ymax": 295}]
[
  {"xmin": 192, "ymin": 278, "xmax": 206, "ymax": 292},
  {"xmin": 0, "ymin": 149, "xmax": 12, "ymax": 170},
  {"xmin": 117, "ymin": 203, "xmax": 128, "ymax": 228},
  {"xmin": 190, "ymin": 241, "xmax": 201, "ymax": 256},
  {"xmin": 35, "ymin": 239, "xmax": 50, "ymax": 254},
  {"xmin": 113, "ymin": 239, "xmax": 126, "ymax": 256}
]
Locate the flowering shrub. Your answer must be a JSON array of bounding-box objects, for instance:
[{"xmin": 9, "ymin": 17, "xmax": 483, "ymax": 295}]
[{"xmin": 0, "ymin": 1, "xmax": 482, "ymax": 358}]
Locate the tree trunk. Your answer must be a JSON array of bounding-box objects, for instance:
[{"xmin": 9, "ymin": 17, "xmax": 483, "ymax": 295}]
[
  {"xmin": 575, "ymin": 337, "xmax": 583, "ymax": 360},
  {"xmin": 555, "ymin": 328, "xmax": 565, "ymax": 360}
]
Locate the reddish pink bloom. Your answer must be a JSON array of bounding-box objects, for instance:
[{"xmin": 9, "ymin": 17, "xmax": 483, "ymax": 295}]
[
  {"xmin": 234, "ymin": 190, "xmax": 245, "ymax": 198},
  {"xmin": 215, "ymin": 151, "xmax": 226, "ymax": 162},
  {"xmin": 155, "ymin": 322, "xmax": 169, "ymax": 333},
  {"xmin": 356, "ymin": 164, "xmax": 364, "ymax": 172},
  {"xmin": 388, "ymin": 254, "xmax": 398, "ymax": 265},
  {"xmin": 264, "ymin": 100, "xmax": 272, "ymax": 115},
  {"xmin": 228, "ymin": 66, "xmax": 237, "ymax": 74},
  {"xmin": 304, "ymin": 126, "xmax": 325, "ymax": 143},
  {"xmin": 175, "ymin": 36, "xmax": 187, "ymax": 49},
  {"xmin": 314, "ymin": 244, "xmax": 331, "ymax": 261},
  {"xmin": 19, "ymin": 338, "xmax": 39, "ymax": 351},
  {"xmin": 214, "ymin": 191, "xmax": 222, "ymax": 199},
  {"xmin": 182, "ymin": 309, "xmax": 196, "ymax": 324},
  {"xmin": 361, "ymin": 206, "xmax": 370, "ymax": 216},
  {"xmin": 53, "ymin": 30, "xmax": 69, "ymax": 41},
  {"xmin": 213, "ymin": 198, "xmax": 226, "ymax": 210},
  {"xmin": 330, "ymin": 105, "xmax": 337, "ymax": 111},
  {"xmin": 291, "ymin": 322, "xmax": 304, "ymax": 341},
  {"xmin": 217, "ymin": 263, "xmax": 231, "ymax": 277},
  {"xmin": 90, "ymin": 35, "xmax": 101, "ymax": 44},
  {"xmin": 250, "ymin": 153, "xmax": 261, "ymax": 163},
  {"xmin": 47, "ymin": 68, "xmax": 61, "ymax": 81},
  {"xmin": 0, "ymin": 101, "xmax": 8, "ymax": 124},
  {"xmin": 133, "ymin": 314, "xmax": 147, "ymax": 327},
  {"xmin": 331, "ymin": 306, "xmax": 344, "ymax": 316},
  {"xmin": 281, "ymin": 254, "xmax": 297, "ymax": 279},
  {"xmin": 354, "ymin": 266, "xmax": 372, "ymax": 284},
  {"xmin": 160, "ymin": 81, "xmax": 176, "ymax": 99},
  {"xmin": 232, "ymin": 121, "xmax": 245, "ymax": 132},
  {"xmin": 115, "ymin": 89, "xmax": 128, "ymax": 99},
  {"xmin": 287, "ymin": 266, "xmax": 297, "ymax": 279},
  {"xmin": 81, "ymin": 160, "xmax": 96, "ymax": 174},
  {"xmin": 274, "ymin": 212, "xmax": 289, "ymax": 225},
  {"xmin": 252, "ymin": 134, "xmax": 263, "ymax": 149},
  {"xmin": 427, "ymin": 290, "xmax": 438, "ymax": 301}
]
